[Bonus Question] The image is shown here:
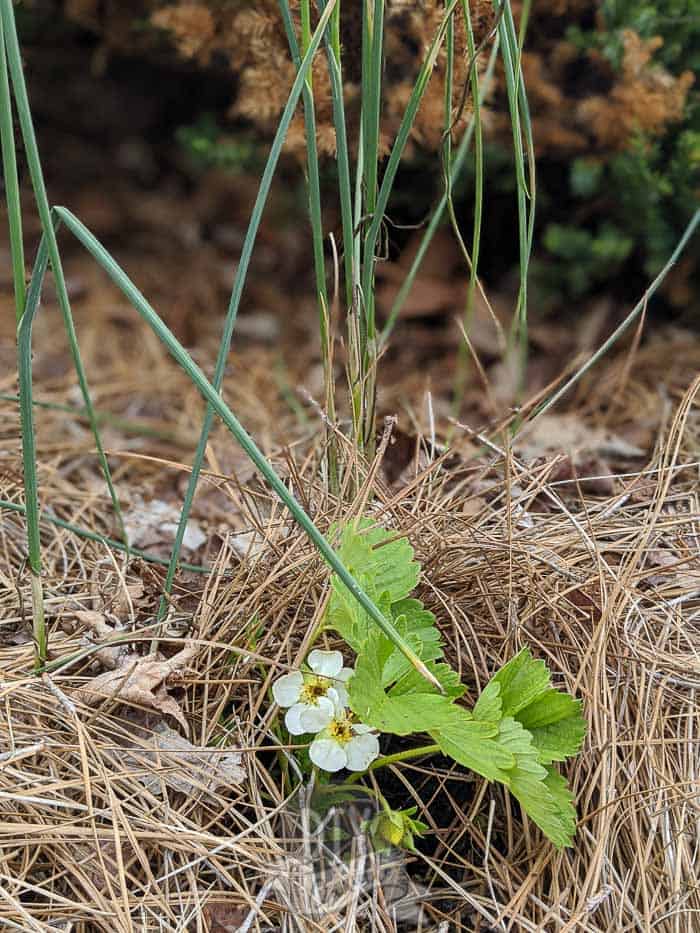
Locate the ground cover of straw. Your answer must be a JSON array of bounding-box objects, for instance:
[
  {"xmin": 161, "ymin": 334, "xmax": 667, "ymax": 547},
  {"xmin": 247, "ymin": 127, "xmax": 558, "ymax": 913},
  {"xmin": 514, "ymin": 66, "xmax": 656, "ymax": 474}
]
[{"xmin": 1, "ymin": 195, "xmax": 699, "ymax": 929}]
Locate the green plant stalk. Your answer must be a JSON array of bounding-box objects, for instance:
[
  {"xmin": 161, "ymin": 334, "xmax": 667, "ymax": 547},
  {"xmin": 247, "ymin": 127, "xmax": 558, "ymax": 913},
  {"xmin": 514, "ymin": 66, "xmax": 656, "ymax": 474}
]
[
  {"xmin": 1, "ymin": 18, "xmax": 41, "ymax": 664},
  {"xmin": 507, "ymin": 0, "xmax": 536, "ymax": 336},
  {"xmin": 357, "ymin": 0, "xmax": 461, "ymax": 450},
  {"xmin": 347, "ymin": 129, "xmax": 366, "ymax": 458},
  {"xmin": 317, "ymin": 0, "xmax": 354, "ymax": 313},
  {"xmin": 497, "ymin": 0, "xmax": 534, "ymax": 381},
  {"xmin": 361, "ymin": 0, "xmax": 384, "ymax": 236},
  {"xmin": 346, "ymin": 743, "xmax": 441, "ymax": 782},
  {"xmin": 444, "ymin": 8, "xmax": 454, "ymax": 169},
  {"xmin": 452, "ymin": 0, "xmax": 485, "ymax": 413},
  {"xmin": 0, "ymin": 499, "xmax": 213, "ymax": 574},
  {"xmin": 300, "ymin": 0, "xmax": 312, "ymax": 85},
  {"xmin": 528, "ymin": 208, "xmax": 700, "ymax": 426},
  {"xmin": 361, "ymin": 0, "xmax": 460, "ymax": 327},
  {"xmin": 0, "ymin": 393, "xmax": 185, "ymax": 442},
  {"xmin": 316, "ymin": 0, "xmax": 364, "ymax": 456},
  {"xmin": 517, "ymin": 0, "xmax": 532, "ymax": 52},
  {"xmin": 17, "ymin": 236, "xmax": 49, "ymax": 666},
  {"xmin": 357, "ymin": 0, "xmax": 385, "ymax": 452},
  {"xmin": 1, "ymin": 0, "xmax": 126, "ymax": 548},
  {"xmin": 378, "ymin": 37, "xmax": 499, "ymax": 348},
  {"xmin": 279, "ymin": 0, "xmax": 338, "ymax": 490},
  {"xmin": 38, "ymin": 206, "xmax": 444, "ymax": 691},
  {"xmin": 360, "ymin": 0, "xmax": 384, "ymax": 272},
  {"xmin": 0, "ymin": 14, "xmax": 24, "ymax": 324},
  {"xmin": 157, "ymin": 0, "xmax": 339, "ymax": 621}
]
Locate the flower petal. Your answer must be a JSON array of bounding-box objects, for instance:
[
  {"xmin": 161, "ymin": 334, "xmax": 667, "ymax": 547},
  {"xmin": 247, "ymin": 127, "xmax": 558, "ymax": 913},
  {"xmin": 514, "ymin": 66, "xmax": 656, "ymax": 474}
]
[
  {"xmin": 336, "ymin": 667, "xmax": 354, "ymax": 683},
  {"xmin": 309, "ymin": 737, "xmax": 347, "ymax": 773},
  {"xmin": 298, "ymin": 696, "xmax": 335, "ymax": 733},
  {"xmin": 284, "ymin": 704, "xmax": 308, "ymax": 735},
  {"xmin": 307, "ymin": 649, "xmax": 343, "ymax": 678},
  {"xmin": 328, "ymin": 685, "xmax": 348, "ymax": 714},
  {"xmin": 345, "ymin": 732, "xmax": 380, "ymax": 771},
  {"xmin": 272, "ymin": 672, "xmax": 304, "ymax": 708},
  {"xmin": 351, "ymin": 723, "xmax": 374, "ymax": 735}
]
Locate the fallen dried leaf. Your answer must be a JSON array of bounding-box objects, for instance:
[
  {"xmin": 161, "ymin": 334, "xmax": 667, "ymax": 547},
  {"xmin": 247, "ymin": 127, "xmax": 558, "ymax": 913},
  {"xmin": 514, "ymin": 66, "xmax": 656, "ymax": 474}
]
[
  {"xmin": 124, "ymin": 497, "xmax": 206, "ymax": 554},
  {"xmin": 75, "ymin": 642, "xmax": 198, "ymax": 732},
  {"xmin": 203, "ymin": 901, "xmax": 248, "ymax": 932},
  {"xmin": 108, "ymin": 721, "xmax": 245, "ymax": 797},
  {"xmin": 517, "ymin": 414, "xmax": 645, "ymax": 462},
  {"xmin": 74, "ymin": 610, "xmax": 126, "ymax": 669}
]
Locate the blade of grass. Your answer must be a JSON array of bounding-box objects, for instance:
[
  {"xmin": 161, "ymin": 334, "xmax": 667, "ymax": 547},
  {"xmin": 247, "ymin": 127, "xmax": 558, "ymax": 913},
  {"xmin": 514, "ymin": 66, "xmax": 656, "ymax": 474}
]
[
  {"xmin": 316, "ymin": 0, "xmax": 366, "ymax": 451},
  {"xmin": 524, "ymin": 208, "xmax": 700, "ymax": 428},
  {"xmin": 497, "ymin": 0, "xmax": 534, "ymax": 378},
  {"xmin": 379, "ymin": 37, "xmax": 499, "ymax": 348},
  {"xmin": 1, "ymin": 14, "xmax": 42, "ymax": 665},
  {"xmin": 0, "ymin": 500, "xmax": 214, "ymax": 575},
  {"xmin": 361, "ymin": 0, "xmax": 384, "ymax": 240},
  {"xmin": 359, "ymin": 0, "xmax": 385, "ymax": 347},
  {"xmin": 317, "ymin": 0, "xmax": 354, "ymax": 312},
  {"xmin": 361, "ymin": 0, "xmax": 460, "ymax": 329},
  {"xmin": 316, "ymin": 0, "xmax": 372, "ymax": 484},
  {"xmin": 506, "ymin": 0, "xmax": 536, "ymax": 308},
  {"xmin": 0, "ymin": 393, "xmax": 186, "ymax": 443},
  {"xmin": 279, "ymin": 0, "xmax": 337, "ymax": 489},
  {"xmin": 45, "ymin": 206, "xmax": 444, "ymax": 690},
  {"xmin": 451, "ymin": 0, "xmax": 485, "ymax": 412},
  {"xmin": 16, "ymin": 234, "xmax": 49, "ymax": 666},
  {"xmin": 353, "ymin": 0, "xmax": 386, "ymax": 451},
  {"xmin": 157, "ymin": 0, "xmax": 339, "ymax": 621},
  {"xmin": 1, "ymin": 0, "xmax": 127, "ymax": 546},
  {"xmin": 334, "ymin": 1, "xmax": 469, "ymax": 445},
  {"xmin": 0, "ymin": 12, "xmax": 24, "ymax": 324}
]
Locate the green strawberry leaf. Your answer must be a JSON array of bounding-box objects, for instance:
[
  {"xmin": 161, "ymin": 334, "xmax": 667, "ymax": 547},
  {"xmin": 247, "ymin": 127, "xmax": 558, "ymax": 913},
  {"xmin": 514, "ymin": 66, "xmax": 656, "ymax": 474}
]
[
  {"xmin": 379, "ymin": 604, "xmax": 445, "ymax": 687},
  {"xmin": 349, "ymin": 641, "xmax": 472, "ymax": 734},
  {"xmin": 389, "ymin": 661, "xmax": 465, "ymax": 699},
  {"xmin": 431, "ymin": 713, "xmax": 516, "ymax": 782},
  {"xmin": 488, "ymin": 648, "xmax": 551, "ymax": 716},
  {"xmin": 472, "ymin": 679, "xmax": 503, "ymax": 723},
  {"xmin": 325, "ymin": 522, "xmax": 420, "ymax": 652},
  {"xmin": 391, "ymin": 598, "xmax": 443, "ymax": 659},
  {"xmin": 332, "ymin": 520, "xmax": 419, "ymax": 604},
  {"xmin": 516, "ymin": 690, "xmax": 586, "ymax": 764},
  {"xmin": 496, "ymin": 717, "xmax": 577, "ymax": 848},
  {"xmin": 542, "ymin": 767, "xmax": 578, "ymax": 842},
  {"xmin": 323, "ymin": 521, "xmax": 585, "ymax": 849},
  {"xmin": 327, "ymin": 571, "xmax": 391, "ymax": 652}
]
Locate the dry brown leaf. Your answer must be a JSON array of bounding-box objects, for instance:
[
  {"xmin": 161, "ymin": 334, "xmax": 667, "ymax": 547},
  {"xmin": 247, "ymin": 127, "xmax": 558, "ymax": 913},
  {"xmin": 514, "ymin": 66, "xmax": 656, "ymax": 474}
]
[
  {"xmin": 124, "ymin": 497, "xmax": 206, "ymax": 555},
  {"xmin": 646, "ymin": 549, "xmax": 700, "ymax": 592},
  {"xmin": 376, "ymin": 273, "xmax": 460, "ymax": 319},
  {"xmin": 75, "ymin": 643, "xmax": 198, "ymax": 733},
  {"xmin": 74, "ymin": 610, "xmax": 126, "ymax": 669},
  {"xmin": 108, "ymin": 722, "xmax": 245, "ymax": 797},
  {"xmin": 517, "ymin": 414, "xmax": 645, "ymax": 462},
  {"xmin": 203, "ymin": 901, "xmax": 248, "ymax": 932}
]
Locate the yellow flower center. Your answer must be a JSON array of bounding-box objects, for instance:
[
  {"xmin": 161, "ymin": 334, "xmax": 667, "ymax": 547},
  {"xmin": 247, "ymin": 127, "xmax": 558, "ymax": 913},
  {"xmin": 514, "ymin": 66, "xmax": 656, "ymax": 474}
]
[
  {"xmin": 299, "ymin": 676, "xmax": 328, "ymax": 705},
  {"xmin": 328, "ymin": 719, "xmax": 354, "ymax": 744}
]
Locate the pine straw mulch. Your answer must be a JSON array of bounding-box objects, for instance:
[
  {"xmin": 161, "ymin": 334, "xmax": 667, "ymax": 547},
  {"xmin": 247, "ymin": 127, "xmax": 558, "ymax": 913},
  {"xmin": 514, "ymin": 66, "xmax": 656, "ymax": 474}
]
[
  {"xmin": 0, "ymin": 200, "xmax": 699, "ymax": 932},
  {"xmin": 1, "ymin": 314, "xmax": 699, "ymax": 930}
]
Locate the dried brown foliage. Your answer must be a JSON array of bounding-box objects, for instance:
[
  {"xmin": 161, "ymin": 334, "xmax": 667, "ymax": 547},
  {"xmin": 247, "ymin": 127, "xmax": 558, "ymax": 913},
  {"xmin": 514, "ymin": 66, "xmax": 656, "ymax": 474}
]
[
  {"xmin": 61, "ymin": 0, "xmax": 496, "ymax": 157},
  {"xmin": 60, "ymin": 1, "xmax": 695, "ymax": 161},
  {"xmin": 508, "ymin": 10, "xmax": 695, "ymax": 155},
  {"xmin": 150, "ymin": 3, "xmax": 216, "ymax": 60},
  {"xmin": 578, "ymin": 30, "xmax": 695, "ymax": 150}
]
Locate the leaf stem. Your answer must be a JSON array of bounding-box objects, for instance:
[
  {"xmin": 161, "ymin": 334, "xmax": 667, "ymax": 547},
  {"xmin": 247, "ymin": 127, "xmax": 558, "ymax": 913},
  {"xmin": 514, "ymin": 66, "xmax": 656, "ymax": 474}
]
[{"xmin": 346, "ymin": 743, "xmax": 440, "ymax": 782}]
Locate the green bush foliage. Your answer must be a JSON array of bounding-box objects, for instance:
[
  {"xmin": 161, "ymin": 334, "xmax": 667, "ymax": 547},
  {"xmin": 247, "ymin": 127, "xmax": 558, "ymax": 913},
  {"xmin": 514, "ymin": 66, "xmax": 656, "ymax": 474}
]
[{"xmin": 535, "ymin": 1, "xmax": 699, "ymax": 306}]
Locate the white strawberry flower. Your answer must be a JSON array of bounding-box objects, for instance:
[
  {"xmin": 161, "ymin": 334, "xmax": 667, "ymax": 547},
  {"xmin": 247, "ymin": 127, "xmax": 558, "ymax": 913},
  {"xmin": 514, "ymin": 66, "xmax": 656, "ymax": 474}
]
[
  {"xmin": 272, "ymin": 649, "xmax": 353, "ymax": 736},
  {"xmin": 309, "ymin": 716, "xmax": 380, "ymax": 773}
]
